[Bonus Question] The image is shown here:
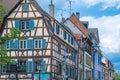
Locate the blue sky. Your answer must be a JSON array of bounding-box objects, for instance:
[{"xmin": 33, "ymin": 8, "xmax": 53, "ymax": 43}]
[{"xmin": 36, "ymin": 0, "xmax": 120, "ymax": 71}]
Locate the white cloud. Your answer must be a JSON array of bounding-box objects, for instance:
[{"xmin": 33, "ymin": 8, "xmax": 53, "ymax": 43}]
[
  {"xmin": 81, "ymin": 0, "xmax": 120, "ymax": 10},
  {"xmin": 80, "ymin": 15, "xmax": 120, "ymax": 54}
]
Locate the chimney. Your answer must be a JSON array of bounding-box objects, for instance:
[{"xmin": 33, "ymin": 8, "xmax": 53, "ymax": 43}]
[
  {"xmin": 49, "ymin": 0, "xmax": 54, "ymax": 17},
  {"xmin": 62, "ymin": 17, "xmax": 65, "ymax": 22},
  {"xmin": 76, "ymin": 12, "xmax": 80, "ymax": 19}
]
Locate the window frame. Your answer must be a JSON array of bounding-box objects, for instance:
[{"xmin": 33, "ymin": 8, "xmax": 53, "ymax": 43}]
[
  {"xmin": 56, "ymin": 23, "xmax": 60, "ymax": 35},
  {"xmin": 19, "ymin": 40, "xmax": 27, "ymax": 49},
  {"xmin": 22, "ymin": 3, "xmax": 29, "ymax": 12},
  {"xmin": 34, "ymin": 39, "xmax": 42, "ymax": 49},
  {"xmin": 21, "ymin": 20, "xmax": 30, "ymax": 30}
]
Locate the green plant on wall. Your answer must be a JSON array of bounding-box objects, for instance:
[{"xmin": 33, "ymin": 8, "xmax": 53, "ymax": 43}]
[
  {"xmin": 0, "ymin": 28, "xmax": 21, "ymax": 65},
  {"xmin": 0, "ymin": 3, "xmax": 21, "ymax": 65}
]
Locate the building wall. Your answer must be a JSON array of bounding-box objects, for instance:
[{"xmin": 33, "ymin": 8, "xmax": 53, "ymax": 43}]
[{"xmin": 0, "ymin": 0, "xmax": 78, "ymax": 80}]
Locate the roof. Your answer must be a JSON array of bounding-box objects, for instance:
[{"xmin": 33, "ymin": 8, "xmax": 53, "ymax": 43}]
[
  {"xmin": 73, "ymin": 34, "xmax": 82, "ymax": 40},
  {"xmin": 88, "ymin": 28, "xmax": 100, "ymax": 43},
  {"xmin": 70, "ymin": 13, "xmax": 88, "ymax": 37},
  {"xmin": 0, "ymin": 0, "xmax": 19, "ymax": 11},
  {"xmin": 0, "ymin": 0, "xmax": 74, "ymax": 37},
  {"xmin": 0, "ymin": 0, "xmax": 23, "ymax": 35}
]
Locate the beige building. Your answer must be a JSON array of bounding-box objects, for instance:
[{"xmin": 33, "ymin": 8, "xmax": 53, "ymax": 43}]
[{"xmin": 102, "ymin": 57, "xmax": 114, "ymax": 80}]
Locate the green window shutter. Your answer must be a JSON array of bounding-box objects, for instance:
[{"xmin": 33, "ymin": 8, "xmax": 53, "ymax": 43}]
[
  {"xmin": 41, "ymin": 60, "xmax": 46, "ymax": 73},
  {"xmin": 10, "ymin": 40, "xmax": 18, "ymax": 50},
  {"xmin": 14, "ymin": 39, "xmax": 19, "ymax": 50},
  {"xmin": 42, "ymin": 38, "xmax": 46, "ymax": 49},
  {"xmin": 22, "ymin": 3, "xmax": 29, "ymax": 12},
  {"xmin": 26, "ymin": 61, "xmax": 33, "ymax": 72},
  {"xmin": 2, "ymin": 42, "xmax": 6, "ymax": 50},
  {"xmin": 10, "ymin": 40, "xmax": 13, "ymax": 50},
  {"xmin": 29, "ymin": 20, "xmax": 34, "ymax": 30},
  {"xmin": 27, "ymin": 38, "xmax": 34, "ymax": 49},
  {"xmin": 15, "ymin": 20, "xmax": 20, "ymax": 29}
]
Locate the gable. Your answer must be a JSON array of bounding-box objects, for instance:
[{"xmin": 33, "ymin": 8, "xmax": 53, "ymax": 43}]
[
  {"xmin": 8, "ymin": 0, "xmax": 42, "ymax": 18},
  {"xmin": 70, "ymin": 14, "xmax": 88, "ymax": 37},
  {"xmin": 0, "ymin": 0, "xmax": 53, "ymax": 38}
]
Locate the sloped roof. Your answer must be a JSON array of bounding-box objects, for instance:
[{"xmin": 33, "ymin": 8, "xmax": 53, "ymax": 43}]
[
  {"xmin": 73, "ymin": 34, "xmax": 82, "ymax": 40},
  {"xmin": 0, "ymin": 0, "xmax": 74, "ymax": 37},
  {"xmin": 88, "ymin": 28, "xmax": 100, "ymax": 43},
  {"xmin": 70, "ymin": 13, "xmax": 88, "ymax": 37},
  {"xmin": 0, "ymin": 0, "xmax": 19, "ymax": 11}
]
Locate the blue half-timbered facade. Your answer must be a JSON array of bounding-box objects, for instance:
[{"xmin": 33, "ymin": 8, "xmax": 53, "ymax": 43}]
[{"xmin": 89, "ymin": 28, "xmax": 102, "ymax": 80}]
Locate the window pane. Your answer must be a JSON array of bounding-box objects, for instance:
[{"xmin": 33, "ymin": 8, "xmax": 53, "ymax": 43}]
[
  {"xmin": 21, "ymin": 21, "xmax": 25, "ymax": 30},
  {"xmin": 20, "ymin": 41, "xmax": 23, "ymax": 49},
  {"xmin": 21, "ymin": 20, "xmax": 30, "ymax": 30},
  {"xmin": 35, "ymin": 40, "xmax": 38, "ymax": 49},
  {"xmin": 22, "ymin": 3, "xmax": 28, "ymax": 12},
  {"xmin": 26, "ymin": 21, "xmax": 29, "ymax": 29},
  {"xmin": 24, "ymin": 40, "xmax": 26, "ymax": 48},
  {"xmin": 39, "ymin": 40, "xmax": 41, "ymax": 48},
  {"xmin": 6, "ymin": 40, "xmax": 10, "ymax": 49}
]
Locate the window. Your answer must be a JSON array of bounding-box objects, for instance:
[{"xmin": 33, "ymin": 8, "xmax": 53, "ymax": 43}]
[
  {"xmin": 56, "ymin": 23, "xmax": 60, "ymax": 34},
  {"xmin": 68, "ymin": 34, "xmax": 70, "ymax": 43},
  {"xmin": 19, "ymin": 40, "xmax": 27, "ymax": 49},
  {"xmin": 15, "ymin": 19, "xmax": 34, "ymax": 30},
  {"xmin": 58, "ymin": 43, "xmax": 61, "ymax": 54},
  {"xmin": 98, "ymin": 55, "xmax": 101, "ymax": 65},
  {"xmin": 71, "ymin": 37, "xmax": 74, "ymax": 45},
  {"xmin": 34, "ymin": 39, "xmax": 42, "ymax": 49},
  {"xmin": 110, "ymin": 72, "xmax": 112, "ymax": 77},
  {"xmin": 21, "ymin": 20, "xmax": 29, "ymax": 30},
  {"xmin": 57, "ymin": 62, "xmax": 62, "ymax": 75},
  {"xmin": 63, "ymin": 31, "xmax": 67, "ymax": 40},
  {"xmin": 34, "ymin": 60, "xmax": 46, "ymax": 73},
  {"xmin": 98, "ymin": 71, "xmax": 101, "ymax": 79},
  {"xmin": 6, "ymin": 40, "xmax": 10, "ymax": 49},
  {"xmin": 17, "ymin": 60, "xmax": 26, "ymax": 72},
  {"xmin": 22, "ymin": 3, "xmax": 29, "ymax": 12}
]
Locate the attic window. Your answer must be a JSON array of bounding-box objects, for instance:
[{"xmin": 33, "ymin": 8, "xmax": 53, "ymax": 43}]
[{"xmin": 22, "ymin": 3, "xmax": 29, "ymax": 12}]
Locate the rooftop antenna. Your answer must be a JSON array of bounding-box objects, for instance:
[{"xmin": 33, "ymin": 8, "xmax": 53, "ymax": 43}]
[
  {"xmin": 69, "ymin": 0, "xmax": 72, "ymax": 16},
  {"xmin": 59, "ymin": 9, "xmax": 66, "ymax": 17},
  {"xmin": 67, "ymin": 0, "xmax": 74, "ymax": 16},
  {"xmin": 50, "ymin": 0, "xmax": 53, "ymax": 5}
]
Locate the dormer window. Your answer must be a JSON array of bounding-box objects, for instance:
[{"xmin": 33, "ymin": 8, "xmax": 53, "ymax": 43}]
[{"xmin": 22, "ymin": 3, "xmax": 29, "ymax": 12}]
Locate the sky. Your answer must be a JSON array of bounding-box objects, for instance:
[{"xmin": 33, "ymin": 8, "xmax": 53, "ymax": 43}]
[{"xmin": 36, "ymin": 0, "xmax": 120, "ymax": 71}]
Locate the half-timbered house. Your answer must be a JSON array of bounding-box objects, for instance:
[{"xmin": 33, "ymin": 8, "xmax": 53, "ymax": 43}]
[
  {"xmin": 63, "ymin": 13, "xmax": 92, "ymax": 80},
  {"xmin": 0, "ymin": 0, "xmax": 78, "ymax": 80}
]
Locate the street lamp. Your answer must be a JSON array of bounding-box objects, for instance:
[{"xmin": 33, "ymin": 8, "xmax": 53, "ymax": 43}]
[
  {"xmin": 62, "ymin": 53, "xmax": 71, "ymax": 80},
  {"xmin": 37, "ymin": 60, "xmax": 42, "ymax": 80}
]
